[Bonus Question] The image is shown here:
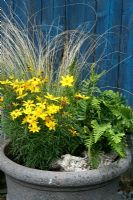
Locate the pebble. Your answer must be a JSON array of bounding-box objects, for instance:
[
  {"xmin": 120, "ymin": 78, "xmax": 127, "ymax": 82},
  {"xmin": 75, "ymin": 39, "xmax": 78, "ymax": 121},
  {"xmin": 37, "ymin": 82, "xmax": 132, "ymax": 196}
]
[{"xmin": 118, "ymin": 191, "xmax": 133, "ymax": 200}]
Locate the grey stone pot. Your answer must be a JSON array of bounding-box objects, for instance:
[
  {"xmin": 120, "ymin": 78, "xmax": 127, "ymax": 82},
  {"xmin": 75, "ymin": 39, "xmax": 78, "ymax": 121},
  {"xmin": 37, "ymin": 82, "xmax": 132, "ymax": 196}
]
[
  {"xmin": 0, "ymin": 137, "xmax": 6, "ymax": 195},
  {"xmin": 0, "ymin": 142, "xmax": 131, "ymax": 200}
]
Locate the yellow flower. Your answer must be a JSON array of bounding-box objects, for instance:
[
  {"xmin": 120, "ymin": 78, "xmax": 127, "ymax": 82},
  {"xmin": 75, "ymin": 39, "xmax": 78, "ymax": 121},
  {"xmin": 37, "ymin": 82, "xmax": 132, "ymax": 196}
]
[
  {"xmin": 60, "ymin": 96, "xmax": 69, "ymax": 106},
  {"xmin": 15, "ymin": 86, "xmax": 25, "ymax": 96},
  {"xmin": 69, "ymin": 128, "xmax": 78, "ymax": 137},
  {"xmin": 36, "ymin": 102, "xmax": 46, "ymax": 109},
  {"xmin": 0, "ymin": 80, "xmax": 12, "ymax": 85},
  {"xmin": 16, "ymin": 93, "xmax": 27, "ymax": 99},
  {"xmin": 46, "ymin": 104, "xmax": 61, "ymax": 115},
  {"xmin": 0, "ymin": 96, "xmax": 4, "ymax": 103},
  {"xmin": 75, "ymin": 93, "xmax": 90, "ymax": 100},
  {"xmin": 11, "ymin": 79, "xmax": 25, "ymax": 89},
  {"xmin": 23, "ymin": 107, "xmax": 33, "ymax": 115},
  {"xmin": 10, "ymin": 80, "xmax": 27, "ymax": 99},
  {"xmin": 25, "ymin": 77, "xmax": 42, "ymax": 93},
  {"xmin": 45, "ymin": 92, "xmax": 60, "ymax": 101},
  {"xmin": 45, "ymin": 117, "xmax": 57, "ymax": 130},
  {"xmin": 22, "ymin": 115, "xmax": 37, "ymax": 124},
  {"xmin": 22, "ymin": 100, "xmax": 35, "ymax": 114},
  {"xmin": 32, "ymin": 103, "xmax": 46, "ymax": 117},
  {"xmin": 39, "ymin": 112, "xmax": 48, "ymax": 120},
  {"xmin": 36, "ymin": 96, "xmax": 42, "ymax": 102},
  {"xmin": 28, "ymin": 122, "xmax": 41, "ymax": 133},
  {"xmin": 23, "ymin": 100, "xmax": 35, "ymax": 108},
  {"xmin": 60, "ymin": 75, "xmax": 74, "ymax": 87},
  {"xmin": 10, "ymin": 109, "xmax": 22, "ymax": 120}
]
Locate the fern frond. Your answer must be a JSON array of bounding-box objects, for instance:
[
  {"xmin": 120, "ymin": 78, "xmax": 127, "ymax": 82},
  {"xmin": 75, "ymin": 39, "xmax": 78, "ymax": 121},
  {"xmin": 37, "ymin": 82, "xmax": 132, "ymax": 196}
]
[
  {"xmin": 110, "ymin": 142, "xmax": 126, "ymax": 157},
  {"xmin": 77, "ymin": 100, "xmax": 88, "ymax": 121},
  {"xmin": 85, "ymin": 133, "xmax": 94, "ymax": 158},
  {"xmin": 91, "ymin": 97, "xmax": 101, "ymax": 113},
  {"xmin": 91, "ymin": 120, "xmax": 111, "ymax": 143}
]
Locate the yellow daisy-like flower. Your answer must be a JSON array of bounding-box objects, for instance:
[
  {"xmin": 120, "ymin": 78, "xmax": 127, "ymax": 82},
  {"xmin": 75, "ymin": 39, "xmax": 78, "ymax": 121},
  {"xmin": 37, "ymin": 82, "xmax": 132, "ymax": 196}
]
[
  {"xmin": 75, "ymin": 93, "xmax": 90, "ymax": 100},
  {"xmin": 39, "ymin": 112, "xmax": 48, "ymax": 120},
  {"xmin": 28, "ymin": 122, "xmax": 41, "ymax": 133},
  {"xmin": 46, "ymin": 104, "xmax": 61, "ymax": 115},
  {"xmin": 45, "ymin": 117, "xmax": 57, "ymax": 130},
  {"xmin": 10, "ymin": 80, "xmax": 27, "ymax": 99},
  {"xmin": 60, "ymin": 96, "xmax": 69, "ymax": 106},
  {"xmin": 11, "ymin": 79, "xmax": 24, "ymax": 89},
  {"xmin": 36, "ymin": 96, "xmax": 42, "ymax": 102},
  {"xmin": 22, "ymin": 100, "xmax": 35, "ymax": 114},
  {"xmin": 25, "ymin": 77, "xmax": 42, "ymax": 93},
  {"xmin": 0, "ymin": 96, "xmax": 4, "ymax": 103},
  {"xmin": 23, "ymin": 100, "xmax": 35, "ymax": 108},
  {"xmin": 10, "ymin": 109, "xmax": 22, "ymax": 120},
  {"xmin": 22, "ymin": 115, "xmax": 37, "ymax": 124},
  {"xmin": 16, "ymin": 93, "xmax": 27, "ymax": 99},
  {"xmin": 45, "ymin": 92, "xmax": 60, "ymax": 101},
  {"xmin": 15, "ymin": 85, "xmax": 25, "ymax": 96},
  {"xmin": 60, "ymin": 75, "xmax": 74, "ymax": 87},
  {"xmin": 32, "ymin": 104, "xmax": 45, "ymax": 117}
]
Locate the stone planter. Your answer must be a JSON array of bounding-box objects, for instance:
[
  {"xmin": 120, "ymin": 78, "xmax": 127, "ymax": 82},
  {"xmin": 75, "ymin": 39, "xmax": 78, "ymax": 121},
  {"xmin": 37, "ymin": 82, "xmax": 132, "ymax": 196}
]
[
  {"xmin": 126, "ymin": 134, "xmax": 133, "ymax": 179},
  {"xmin": 0, "ymin": 142, "xmax": 131, "ymax": 200},
  {"xmin": 0, "ymin": 136, "xmax": 6, "ymax": 195}
]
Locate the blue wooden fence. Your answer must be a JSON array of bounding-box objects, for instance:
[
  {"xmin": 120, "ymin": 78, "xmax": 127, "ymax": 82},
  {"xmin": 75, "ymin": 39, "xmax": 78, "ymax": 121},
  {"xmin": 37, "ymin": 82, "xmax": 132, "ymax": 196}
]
[{"xmin": 1, "ymin": 0, "xmax": 133, "ymax": 106}]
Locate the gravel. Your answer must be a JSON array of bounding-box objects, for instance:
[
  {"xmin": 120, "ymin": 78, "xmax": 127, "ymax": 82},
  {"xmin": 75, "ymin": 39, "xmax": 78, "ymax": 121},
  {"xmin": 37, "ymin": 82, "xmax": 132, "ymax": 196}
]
[{"xmin": 118, "ymin": 191, "xmax": 133, "ymax": 200}]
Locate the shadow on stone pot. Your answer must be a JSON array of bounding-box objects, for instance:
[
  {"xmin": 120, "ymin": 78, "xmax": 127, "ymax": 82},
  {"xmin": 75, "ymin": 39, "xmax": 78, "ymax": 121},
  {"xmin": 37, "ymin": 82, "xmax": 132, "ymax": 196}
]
[
  {"xmin": 119, "ymin": 134, "xmax": 133, "ymax": 195},
  {"xmin": 0, "ymin": 171, "xmax": 6, "ymax": 195},
  {"xmin": 0, "ymin": 136, "xmax": 7, "ymax": 196},
  {"xmin": 0, "ymin": 142, "xmax": 131, "ymax": 200}
]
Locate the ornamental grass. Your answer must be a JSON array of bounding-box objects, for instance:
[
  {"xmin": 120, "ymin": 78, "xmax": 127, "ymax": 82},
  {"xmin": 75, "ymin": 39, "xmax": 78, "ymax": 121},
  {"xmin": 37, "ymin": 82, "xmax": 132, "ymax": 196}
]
[{"xmin": 0, "ymin": 11, "xmax": 133, "ymax": 170}]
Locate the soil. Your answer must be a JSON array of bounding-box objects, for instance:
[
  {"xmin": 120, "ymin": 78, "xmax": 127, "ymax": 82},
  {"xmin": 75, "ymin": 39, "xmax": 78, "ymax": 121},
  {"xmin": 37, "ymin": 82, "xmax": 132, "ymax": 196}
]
[
  {"xmin": 120, "ymin": 177, "xmax": 133, "ymax": 193},
  {"xmin": 0, "ymin": 195, "xmax": 6, "ymax": 200}
]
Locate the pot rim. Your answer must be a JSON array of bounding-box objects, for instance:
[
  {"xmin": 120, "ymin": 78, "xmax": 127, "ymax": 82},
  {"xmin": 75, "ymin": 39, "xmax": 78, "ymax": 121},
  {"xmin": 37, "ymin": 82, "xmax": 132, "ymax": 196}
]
[{"xmin": 0, "ymin": 141, "xmax": 131, "ymax": 188}]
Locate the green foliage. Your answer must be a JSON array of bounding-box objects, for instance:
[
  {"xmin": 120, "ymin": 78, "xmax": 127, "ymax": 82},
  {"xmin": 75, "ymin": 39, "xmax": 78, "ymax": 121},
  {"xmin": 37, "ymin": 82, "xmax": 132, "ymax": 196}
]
[
  {"xmin": 1, "ymin": 13, "xmax": 132, "ymax": 171},
  {"xmin": 0, "ymin": 64, "xmax": 133, "ymax": 170},
  {"xmin": 2, "ymin": 109, "xmax": 81, "ymax": 170},
  {"xmin": 74, "ymin": 67, "xmax": 133, "ymax": 167}
]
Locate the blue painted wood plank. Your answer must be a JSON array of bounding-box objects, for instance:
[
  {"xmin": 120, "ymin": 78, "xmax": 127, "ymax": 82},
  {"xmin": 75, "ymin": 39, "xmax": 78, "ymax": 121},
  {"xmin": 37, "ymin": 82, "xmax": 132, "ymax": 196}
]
[
  {"xmin": 95, "ymin": 0, "xmax": 123, "ymax": 89},
  {"xmin": 66, "ymin": 0, "xmax": 96, "ymax": 30},
  {"xmin": 1, "ymin": 0, "xmax": 13, "ymax": 17},
  {"xmin": 40, "ymin": 1, "xmax": 66, "ymax": 71},
  {"xmin": 12, "ymin": 0, "xmax": 29, "ymax": 25},
  {"xmin": 118, "ymin": 0, "xmax": 133, "ymax": 106},
  {"xmin": 65, "ymin": 0, "xmax": 96, "ymax": 79},
  {"xmin": 28, "ymin": 0, "xmax": 42, "ymax": 26},
  {"xmin": 41, "ymin": 0, "xmax": 65, "ymax": 36}
]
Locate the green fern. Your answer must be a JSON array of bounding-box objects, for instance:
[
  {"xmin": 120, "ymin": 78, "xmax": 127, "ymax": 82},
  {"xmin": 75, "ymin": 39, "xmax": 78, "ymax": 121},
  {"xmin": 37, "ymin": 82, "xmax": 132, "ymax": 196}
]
[
  {"xmin": 91, "ymin": 120, "xmax": 111, "ymax": 143},
  {"xmin": 85, "ymin": 133, "xmax": 94, "ymax": 159},
  {"xmin": 77, "ymin": 100, "xmax": 88, "ymax": 121}
]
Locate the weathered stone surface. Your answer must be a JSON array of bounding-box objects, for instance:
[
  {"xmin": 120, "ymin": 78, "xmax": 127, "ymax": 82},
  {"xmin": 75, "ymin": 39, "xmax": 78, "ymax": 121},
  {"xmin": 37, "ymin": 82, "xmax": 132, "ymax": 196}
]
[
  {"xmin": 51, "ymin": 152, "xmax": 117, "ymax": 172},
  {"xmin": 0, "ymin": 130, "xmax": 6, "ymax": 195},
  {"xmin": 51, "ymin": 154, "xmax": 90, "ymax": 172},
  {"xmin": 0, "ymin": 142, "xmax": 131, "ymax": 200}
]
